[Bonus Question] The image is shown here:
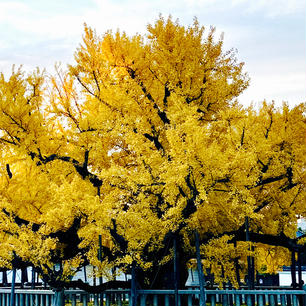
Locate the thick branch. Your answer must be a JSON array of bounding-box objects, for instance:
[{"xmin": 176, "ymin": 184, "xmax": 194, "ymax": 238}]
[
  {"xmin": 143, "ymin": 133, "xmax": 163, "ymax": 151},
  {"xmin": 127, "ymin": 67, "xmax": 170, "ymax": 125},
  {"xmin": 163, "ymin": 83, "xmax": 170, "ymax": 107},
  {"xmin": 232, "ymin": 230, "xmax": 303, "ymax": 252},
  {"xmin": 2, "ymin": 208, "xmax": 40, "ymax": 232},
  {"xmin": 32, "ymin": 152, "xmax": 102, "ymax": 188},
  {"xmin": 181, "ymin": 172, "xmax": 199, "ymax": 220},
  {"xmin": 2, "ymin": 209, "xmax": 85, "ymax": 261},
  {"xmin": 6, "ymin": 164, "xmax": 12, "ymax": 179},
  {"xmin": 2, "ymin": 110, "xmax": 27, "ymax": 132},
  {"xmin": 253, "ymin": 174, "xmax": 286, "ymax": 188},
  {"xmin": 240, "ymin": 127, "xmax": 245, "ymax": 146},
  {"xmin": 109, "ymin": 219, "xmax": 128, "ymax": 252},
  {"xmin": 265, "ymin": 113, "xmax": 273, "ymax": 139},
  {"xmin": 253, "ymin": 200, "xmax": 270, "ymax": 213}
]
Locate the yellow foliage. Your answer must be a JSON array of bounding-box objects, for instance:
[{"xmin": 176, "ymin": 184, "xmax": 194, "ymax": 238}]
[{"xmin": 0, "ymin": 16, "xmax": 305, "ymax": 286}]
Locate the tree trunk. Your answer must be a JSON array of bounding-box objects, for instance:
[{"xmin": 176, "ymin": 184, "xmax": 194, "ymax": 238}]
[
  {"xmin": 2, "ymin": 270, "xmax": 8, "ymax": 286},
  {"xmin": 135, "ymin": 236, "xmax": 190, "ymax": 306},
  {"xmin": 21, "ymin": 267, "xmax": 28, "ymax": 288},
  {"xmin": 136, "ymin": 254, "xmax": 189, "ymax": 290}
]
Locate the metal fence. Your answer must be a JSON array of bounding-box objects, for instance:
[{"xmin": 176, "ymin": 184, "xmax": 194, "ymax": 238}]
[{"xmin": 0, "ymin": 287, "xmax": 306, "ymax": 306}]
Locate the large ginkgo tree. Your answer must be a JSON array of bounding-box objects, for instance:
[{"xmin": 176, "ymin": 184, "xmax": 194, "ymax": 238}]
[{"xmin": 0, "ymin": 16, "xmax": 305, "ymax": 291}]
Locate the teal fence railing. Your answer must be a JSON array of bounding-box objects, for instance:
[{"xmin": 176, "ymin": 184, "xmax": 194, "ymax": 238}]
[{"xmin": 0, "ymin": 287, "xmax": 306, "ymax": 306}]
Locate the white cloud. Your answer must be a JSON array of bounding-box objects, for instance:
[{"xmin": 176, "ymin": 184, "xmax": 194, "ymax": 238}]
[
  {"xmin": 239, "ymin": 71, "xmax": 306, "ymax": 107},
  {"xmin": 231, "ymin": 0, "xmax": 305, "ymax": 17},
  {"xmin": 0, "ymin": 0, "xmax": 304, "ymax": 108},
  {"xmin": 0, "ymin": 1, "xmax": 29, "ymax": 19}
]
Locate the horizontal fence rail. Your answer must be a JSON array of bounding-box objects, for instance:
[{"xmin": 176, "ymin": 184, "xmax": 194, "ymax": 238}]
[
  {"xmin": 0, "ymin": 287, "xmax": 306, "ymax": 306},
  {"xmin": 0, "ymin": 289, "xmax": 54, "ymax": 306}
]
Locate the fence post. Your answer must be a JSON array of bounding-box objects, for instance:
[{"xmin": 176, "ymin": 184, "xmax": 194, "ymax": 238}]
[
  {"xmin": 303, "ymin": 284, "xmax": 306, "ymax": 306},
  {"xmin": 173, "ymin": 236, "xmax": 179, "ymax": 306},
  {"xmin": 10, "ymin": 269, "xmax": 16, "ymax": 306},
  {"xmin": 98, "ymin": 235, "xmax": 103, "ymax": 286},
  {"xmin": 195, "ymin": 231, "xmax": 206, "ymax": 306},
  {"xmin": 245, "ymin": 217, "xmax": 254, "ymax": 290},
  {"xmin": 130, "ymin": 261, "xmax": 137, "ymax": 306}
]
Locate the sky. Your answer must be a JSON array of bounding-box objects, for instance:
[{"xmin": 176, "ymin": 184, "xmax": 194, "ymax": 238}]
[{"xmin": 0, "ymin": 0, "xmax": 305, "ymax": 107}]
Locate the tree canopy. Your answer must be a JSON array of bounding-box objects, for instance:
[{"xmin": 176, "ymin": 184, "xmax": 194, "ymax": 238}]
[{"xmin": 0, "ymin": 16, "xmax": 305, "ymax": 289}]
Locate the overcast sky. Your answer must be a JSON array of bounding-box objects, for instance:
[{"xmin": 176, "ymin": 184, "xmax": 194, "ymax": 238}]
[{"xmin": 0, "ymin": 0, "xmax": 305, "ymax": 107}]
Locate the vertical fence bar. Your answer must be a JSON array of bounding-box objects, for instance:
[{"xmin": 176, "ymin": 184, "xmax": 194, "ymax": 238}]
[
  {"xmin": 173, "ymin": 236, "xmax": 179, "ymax": 306},
  {"xmin": 71, "ymin": 293, "xmax": 76, "ymax": 306},
  {"xmin": 130, "ymin": 261, "xmax": 137, "ymax": 306},
  {"xmin": 117, "ymin": 293, "xmax": 122, "ymax": 306},
  {"xmin": 140, "ymin": 294, "xmax": 146, "ymax": 306},
  {"xmin": 45, "ymin": 294, "xmax": 51, "ymax": 306},
  {"xmin": 246, "ymin": 294, "xmax": 252, "ymax": 306},
  {"xmin": 82, "ymin": 294, "xmax": 88, "ymax": 306},
  {"xmin": 222, "ymin": 294, "xmax": 228, "ymax": 306},
  {"xmin": 188, "ymin": 293, "xmax": 193, "ymax": 306},
  {"xmin": 195, "ymin": 231, "xmax": 206, "ymax": 306},
  {"xmin": 41, "ymin": 293, "xmax": 45, "ymax": 306},
  {"xmin": 15, "ymin": 294, "xmax": 19, "ymax": 306},
  {"xmin": 245, "ymin": 217, "xmax": 255, "ymax": 293},
  {"xmin": 229, "ymin": 291, "xmax": 233, "ymax": 306},
  {"xmin": 292, "ymin": 295, "xmax": 298, "ymax": 306},
  {"xmin": 25, "ymin": 294, "xmax": 29, "ymax": 306},
  {"xmin": 98, "ymin": 235, "xmax": 103, "ymax": 287},
  {"xmin": 10, "ymin": 269, "xmax": 16, "ymax": 306},
  {"xmin": 269, "ymin": 294, "xmax": 275, "ymax": 306},
  {"xmin": 280, "ymin": 295, "xmax": 286, "ymax": 306},
  {"xmin": 94, "ymin": 294, "xmax": 99, "ymax": 306},
  {"xmin": 153, "ymin": 295, "xmax": 158, "ymax": 306},
  {"xmin": 105, "ymin": 294, "xmax": 110, "ymax": 306},
  {"xmin": 216, "ymin": 292, "xmax": 220, "ymax": 303},
  {"xmin": 286, "ymin": 294, "xmax": 292, "ymax": 306},
  {"xmin": 35, "ymin": 294, "xmax": 39, "ymax": 306},
  {"xmin": 101, "ymin": 293, "xmax": 104, "ymax": 306},
  {"xmin": 211, "ymin": 294, "xmax": 216, "ymax": 306},
  {"xmin": 258, "ymin": 294, "xmax": 264, "ymax": 306},
  {"xmin": 20, "ymin": 294, "xmax": 24, "ymax": 306},
  {"xmin": 235, "ymin": 294, "xmax": 241, "ymax": 306},
  {"xmin": 165, "ymin": 294, "xmax": 170, "ymax": 306}
]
